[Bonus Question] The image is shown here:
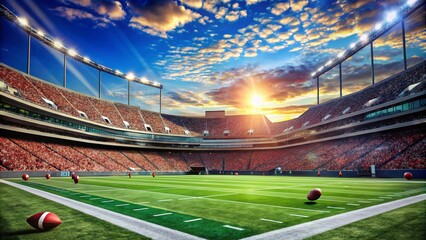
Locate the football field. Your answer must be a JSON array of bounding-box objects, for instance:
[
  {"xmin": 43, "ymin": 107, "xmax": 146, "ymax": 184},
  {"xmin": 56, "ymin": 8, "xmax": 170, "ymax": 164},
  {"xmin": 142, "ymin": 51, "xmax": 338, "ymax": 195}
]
[{"xmin": 5, "ymin": 175, "xmax": 426, "ymax": 239}]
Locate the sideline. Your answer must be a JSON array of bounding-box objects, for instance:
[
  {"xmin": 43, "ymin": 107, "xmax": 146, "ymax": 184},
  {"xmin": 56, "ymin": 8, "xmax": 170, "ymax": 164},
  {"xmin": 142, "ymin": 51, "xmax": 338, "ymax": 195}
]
[
  {"xmin": 0, "ymin": 179, "xmax": 204, "ymax": 240},
  {"xmin": 242, "ymin": 193, "xmax": 426, "ymax": 240}
]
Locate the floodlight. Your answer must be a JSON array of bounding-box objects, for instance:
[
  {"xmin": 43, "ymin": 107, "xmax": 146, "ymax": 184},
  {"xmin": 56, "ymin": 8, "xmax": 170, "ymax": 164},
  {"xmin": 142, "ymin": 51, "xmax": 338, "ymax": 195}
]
[
  {"xmin": 83, "ymin": 56, "xmax": 91, "ymax": 62},
  {"xmin": 317, "ymin": 66, "xmax": 324, "ymax": 72},
  {"xmin": 325, "ymin": 60, "xmax": 332, "ymax": 66},
  {"xmin": 360, "ymin": 34, "xmax": 368, "ymax": 42},
  {"xmin": 68, "ymin": 49, "xmax": 77, "ymax": 57},
  {"xmin": 338, "ymin": 51, "xmax": 346, "ymax": 58},
  {"xmin": 126, "ymin": 72, "xmax": 135, "ymax": 80},
  {"xmin": 386, "ymin": 10, "xmax": 397, "ymax": 22},
  {"xmin": 375, "ymin": 23, "xmax": 383, "ymax": 31},
  {"xmin": 350, "ymin": 42, "xmax": 356, "ymax": 48},
  {"xmin": 53, "ymin": 40, "xmax": 63, "ymax": 49},
  {"xmin": 115, "ymin": 70, "xmax": 122, "ymax": 75},
  {"xmin": 311, "ymin": 72, "xmax": 316, "ymax": 77},
  {"xmin": 17, "ymin": 17, "xmax": 28, "ymax": 26},
  {"xmin": 37, "ymin": 30, "xmax": 44, "ymax": 37}
]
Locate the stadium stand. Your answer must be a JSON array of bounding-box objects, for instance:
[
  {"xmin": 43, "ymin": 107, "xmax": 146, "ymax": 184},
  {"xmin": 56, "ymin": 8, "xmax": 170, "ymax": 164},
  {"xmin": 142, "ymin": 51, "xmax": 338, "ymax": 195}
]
[{"xmin": 0, "ymin": 61, "xmax": 425, "ymax": 174}]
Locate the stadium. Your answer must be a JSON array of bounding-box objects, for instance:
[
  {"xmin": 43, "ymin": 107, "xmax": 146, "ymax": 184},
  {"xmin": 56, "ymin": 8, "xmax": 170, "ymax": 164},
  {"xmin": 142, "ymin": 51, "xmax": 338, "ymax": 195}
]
[{"xmin": 0, "ymin": 0, "xmax": 425, "ymax": 239}]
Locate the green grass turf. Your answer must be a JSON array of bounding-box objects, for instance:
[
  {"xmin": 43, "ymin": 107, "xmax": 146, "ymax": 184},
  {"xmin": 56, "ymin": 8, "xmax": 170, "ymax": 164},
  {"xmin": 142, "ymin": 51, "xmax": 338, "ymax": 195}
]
[
  {"xmin": 5, "ymin": 175, "xmax": 426, "ymax": 239},
  {"xmin": 306, "ymin": 200, "xmax": 426, "ymax": 240},
  {"xmin": 0, "ymin": 182, "xmax": 149, "ymax": 240}
]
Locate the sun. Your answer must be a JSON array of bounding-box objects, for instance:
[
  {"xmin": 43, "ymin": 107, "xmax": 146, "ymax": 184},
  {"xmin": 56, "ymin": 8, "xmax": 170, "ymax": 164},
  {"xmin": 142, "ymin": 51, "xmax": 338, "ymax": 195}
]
[{"xmin": 250, "ymin": 94, "xmax": 264, "ymax": 108}]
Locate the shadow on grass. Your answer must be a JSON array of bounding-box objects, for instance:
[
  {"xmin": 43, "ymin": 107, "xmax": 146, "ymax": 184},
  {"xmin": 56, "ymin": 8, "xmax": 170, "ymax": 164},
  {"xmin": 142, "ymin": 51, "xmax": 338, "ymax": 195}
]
[
  {"xmin": 3, "ymin": 229, "xmax": 41, "ymax": 236},
  {"xmin": 304, "ymin": 201, "xmax": 317, "ymax": 205}
]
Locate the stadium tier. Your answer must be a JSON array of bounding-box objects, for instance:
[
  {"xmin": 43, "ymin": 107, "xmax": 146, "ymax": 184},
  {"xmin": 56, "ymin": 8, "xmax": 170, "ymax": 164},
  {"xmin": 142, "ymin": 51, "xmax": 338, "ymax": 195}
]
[{"xmin": 0, "ymin": 61, "xmax": 426, "ymax": 174}]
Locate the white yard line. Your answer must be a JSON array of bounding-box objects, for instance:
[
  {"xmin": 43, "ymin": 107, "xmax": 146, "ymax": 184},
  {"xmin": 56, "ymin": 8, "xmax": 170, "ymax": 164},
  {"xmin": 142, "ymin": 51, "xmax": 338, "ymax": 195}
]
[
  {"xmin": 201, "ymin": 197, "xmax": 330, "ymax": 213},
  {"xmin": 1, "ymin": 180, "xmax": 203, "ymax": 240},
  {"xmin": 346, "ymin": 203, "xmax": 360, "ymax": 206},
  {"xmin": 154, "ymin": 213, "xmax": 173, "ymax": 217},
  {"xmin": 260, "ymin": 218, "xmax": 283, "ymax": 223},
  {"xmin": 116, "ymin": 204, "xmax": 130, "ymax": 207},
  {"xmin": 289, "ymin": 214, "xmax": 309, "ymax": 218},
  {"xmin": 158, "ymin": 199, "xmax": 173, "ymax": 202},
  {"xmin": 184, "ymin": 218, "xmax": 203, "ymax": 223},
  {"xmin": 327, "ymin": 206, "xmax": 346, "ymax": 210},
  {"xmin": 242, "ymin": 194, "xmax": 426, "ymax": 240},
  {"xmin": 223, "ymin": 225, "xmax": 244, "ymax": 231},
  {"xmin": 133, "ymin": 208, "xmax": 149, "ymax": 211}
]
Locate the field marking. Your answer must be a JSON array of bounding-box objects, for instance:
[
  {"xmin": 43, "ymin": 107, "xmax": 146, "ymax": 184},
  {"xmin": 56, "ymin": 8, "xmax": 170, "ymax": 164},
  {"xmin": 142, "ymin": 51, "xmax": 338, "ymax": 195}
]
[
  {"xmin": 289, "ymin": 214, "xmax": 308, "ymax": 218},
  {"xmin": 89, "ymin": 198, "xmax": 101, "ymax": 200},
  {"xmin": 201, "ymin": 197, "xmax": 330, "ymax": 213},
  {"xmin": 327, "ymin": 206, "xmax": 346, "ymax": 210},
  {"xmin": 158, "ymin": 199, "xmax": 173, "ymax": 202},
  {"xmin": 116, "ymin": 204, "xmax": 130, "ymax": 207},
  {"xmin": 1, "ymin": 180, "xmax": 203, "ymax": 240},
  {"xmin": 154, "ymin": 213, "xmax": 173, "ymax": 217},
  {"xmin": 260, "ymin": 218, "xmax": 283, "ymax": 223},
  {"xmin": 133, "ymin": 208, "xmax": 148, "ymax": 211},
  {"xmin": 80, "ymin": 195, "xmax": 91, "ymax": 198},
  {"xmin": 138, "ymin": 201, "xmax": 150, "ymax": 204},
  {"xmin": 358, "ymin": 200, "xmax": 371, "ymax": 203},
  {"xmin": 184, "ymin": 218, "xmax": 203, "ymax": 223},
  {"xmin": 179, "ymin": 197, "xmax": 198, "ymax": 200},
  {"xmin": 102, "ymin": 200, "xmax": 114, "ymax": 203},
  {"xmin": 346, "ymin": 203, "xmax": 360, "ymax": 206},
  {"xmin": 178, "ymin": 193, "xmax": 238, "ymax": 201},
  {"xmin": 223, "ymin": 225, "xmax": 244, "ymax": 231},
  {"xmin": 242, "ymin": 194, "xmax": 426, "ymax": 240},
  {"xmin": 379, "ymin": 196, "xmax": 392, "ymax": 199}
]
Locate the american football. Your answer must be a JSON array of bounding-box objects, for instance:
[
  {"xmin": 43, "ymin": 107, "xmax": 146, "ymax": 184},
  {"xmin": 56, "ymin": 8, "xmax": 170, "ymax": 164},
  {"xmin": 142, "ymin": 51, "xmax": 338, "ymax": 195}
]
[{"xmin": 26, "ymin": 212, "xmax": 61, "ymax": 231}]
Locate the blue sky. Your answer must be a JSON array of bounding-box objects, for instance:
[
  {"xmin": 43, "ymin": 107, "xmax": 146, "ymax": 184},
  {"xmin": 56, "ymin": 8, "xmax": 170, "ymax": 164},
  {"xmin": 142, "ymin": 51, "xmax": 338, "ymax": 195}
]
[{"xmin": 0, "ymin": 0, "xmax": 425, "ymax": 122}]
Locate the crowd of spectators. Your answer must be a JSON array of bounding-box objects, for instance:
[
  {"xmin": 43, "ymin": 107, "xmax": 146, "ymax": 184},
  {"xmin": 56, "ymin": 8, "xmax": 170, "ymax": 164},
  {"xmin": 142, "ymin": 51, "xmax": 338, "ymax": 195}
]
[
  {"xmin": 0, "ymin": 137, "xmax": 54, "ymax": 171},
  {"xmin": 271, "ymin": 61, "xmax": 426, "ymax": 134},
  {"xmin": 44, "ymin": 143, "xmax": 107, "ymax": 171},
  {"xmin": 181, "ymin": 152, "xmax": 205, "ymax": 167},
  {"xmin": 114, "ymin": 103, "xmax": 146, "ymax": 131},
  {"xmin": 10, "ymin": 138, "xmax": 78, "ymax": 170},
  {"xmin": 121, "ymin": 151, "xmax": 158, "ymax": 171},
  {"xmin": 73, "ymin": 146, "xmax": 128, "ymax": 171},
  {"xmin": 2, "ymin": 62, "xmax": 425, "ymax": 139},
  {"xmin": 0, "ymin": 66, "xmax": 48, "ymax": 107},
  {"xmin": 160, "ymin": 152, "xmax": 191, "ymax": 171},
  {"xmin": 140, "ymin": 151, "xmax": 176, "ymax": 171},
  {"xmin": 139, "ymin": 110, "xmax": 165, "ymax": 133},
  {"xmin": 1, "ymin": 127, "xmax": 424, "ymax": 172}
]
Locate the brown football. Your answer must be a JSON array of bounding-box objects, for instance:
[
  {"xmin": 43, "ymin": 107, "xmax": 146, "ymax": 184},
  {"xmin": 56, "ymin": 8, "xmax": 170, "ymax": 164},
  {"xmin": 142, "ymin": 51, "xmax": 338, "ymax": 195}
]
[{"xmin": 307, "ymin": 188, "xmax": 322, "ymax": 201}]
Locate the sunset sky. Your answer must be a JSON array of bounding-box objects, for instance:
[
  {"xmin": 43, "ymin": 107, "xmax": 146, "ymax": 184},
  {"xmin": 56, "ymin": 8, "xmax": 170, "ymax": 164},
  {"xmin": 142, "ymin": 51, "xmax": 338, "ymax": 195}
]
[{"xmin": 0, "ymin": 0, "xmax": 424, "ymax": 122}]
